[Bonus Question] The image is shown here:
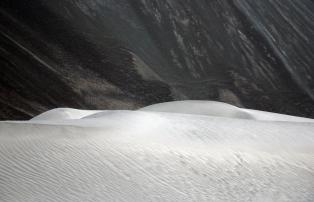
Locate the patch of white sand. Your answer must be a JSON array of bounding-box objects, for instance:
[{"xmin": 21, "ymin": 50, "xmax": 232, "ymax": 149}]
[
  {"xmin": 1, "ymin": 101, "xmax": 313, "ymax": 201},
  {"xmin": 30, "ymin": 108, "xmax": 103, "ymax": 121},
  {"xmin": 140, "ymin": 100, "xmax": 314, "ymax": 122}
]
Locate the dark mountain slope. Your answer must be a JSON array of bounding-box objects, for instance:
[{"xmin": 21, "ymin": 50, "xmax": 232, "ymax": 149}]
[{"xmin": 1, "ymin": 0, "xmax": 314, "ymax": 119}]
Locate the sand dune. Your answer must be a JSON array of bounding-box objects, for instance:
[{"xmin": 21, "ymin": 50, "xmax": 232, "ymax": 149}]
[{"xmin": 1, "ymin": 101, "xmax": 313, "ymax": 201}]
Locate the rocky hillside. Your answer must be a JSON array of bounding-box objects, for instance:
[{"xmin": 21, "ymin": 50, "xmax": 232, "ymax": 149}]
[{"xmin": 1, "ymin": 0, "xmax": 314, "ymax": 119}]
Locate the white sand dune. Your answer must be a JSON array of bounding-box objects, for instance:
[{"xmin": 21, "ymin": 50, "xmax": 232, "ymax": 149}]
[
  {"xmin": 1, "ymin": 101, "xmax": 314, "ymax": 201},
  {"xmin": 140, "ymin": 100, "xmax": 314, "ymax": 122},
  {"xmin": 30, "ymin": 108, "xmax": 103, "ymax": 121}
]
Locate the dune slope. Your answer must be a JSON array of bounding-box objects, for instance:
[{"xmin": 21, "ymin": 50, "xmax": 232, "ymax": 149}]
[{"xmin": 1, "ymin": 101, "xmax": 314, "ymax": 201}]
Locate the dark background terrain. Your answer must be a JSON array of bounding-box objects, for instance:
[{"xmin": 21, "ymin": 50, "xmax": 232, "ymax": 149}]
[{"xmin": 1, "ymin": 0, "xmax": 314, "ymax": 120}]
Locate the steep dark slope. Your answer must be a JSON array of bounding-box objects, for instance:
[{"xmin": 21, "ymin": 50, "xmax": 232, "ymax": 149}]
[{"xmin": 1, "ymin": 0, "xmax": 314, "ymax": 120}]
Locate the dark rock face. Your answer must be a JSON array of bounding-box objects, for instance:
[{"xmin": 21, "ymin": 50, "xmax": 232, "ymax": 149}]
[{"xmin": 1, "ymin": 0, "xmax": 314, "ymax": 120}]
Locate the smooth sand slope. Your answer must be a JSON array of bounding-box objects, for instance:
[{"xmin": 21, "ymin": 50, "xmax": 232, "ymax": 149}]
[{"xmin": 0, "ymin": 101, "xmax": 314, "ymax": 201}]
